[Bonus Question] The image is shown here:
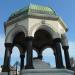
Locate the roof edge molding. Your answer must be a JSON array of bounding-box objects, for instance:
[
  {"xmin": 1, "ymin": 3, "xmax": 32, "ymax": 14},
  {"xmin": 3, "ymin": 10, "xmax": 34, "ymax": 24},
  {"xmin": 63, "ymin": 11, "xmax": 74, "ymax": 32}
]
[{"xmin": 8, "ymin": 4, "xmax": 56, "ymax": 21}]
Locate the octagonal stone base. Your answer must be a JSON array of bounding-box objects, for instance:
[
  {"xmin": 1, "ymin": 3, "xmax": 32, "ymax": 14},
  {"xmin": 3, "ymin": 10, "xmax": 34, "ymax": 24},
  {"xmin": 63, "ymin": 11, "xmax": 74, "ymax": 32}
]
[
  {"xmin": 21, "ymin": 69, "xmax": 74, "ymax": 75},
  {"xmin": 0, "ymin": 72, "xmax": 8, "ymax": 75},
  {"xmin": 0, "ymin": 69, "xmax": 74, "ymax": 75}
]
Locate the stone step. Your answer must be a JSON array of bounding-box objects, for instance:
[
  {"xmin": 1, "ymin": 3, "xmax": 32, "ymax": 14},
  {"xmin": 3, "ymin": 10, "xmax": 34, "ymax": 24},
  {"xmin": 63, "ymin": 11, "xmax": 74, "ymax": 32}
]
[
  {"xmin": 33, "ymin": 59, "xmax": 50, "ymax": 69},
  {"xmin": 22, "ymin": 69, "xmax": 74, "ymax": 75}
]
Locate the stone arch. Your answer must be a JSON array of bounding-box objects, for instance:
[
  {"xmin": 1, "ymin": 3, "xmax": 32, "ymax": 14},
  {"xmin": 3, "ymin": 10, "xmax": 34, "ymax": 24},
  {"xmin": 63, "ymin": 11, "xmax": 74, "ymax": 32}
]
[
  {"xmin": 29, "ymin": 23, "xmax": 61, "ymax": 39},
  {"xmin": 5, "ymin": 25, "xmax": 28, "ymax": 43}
]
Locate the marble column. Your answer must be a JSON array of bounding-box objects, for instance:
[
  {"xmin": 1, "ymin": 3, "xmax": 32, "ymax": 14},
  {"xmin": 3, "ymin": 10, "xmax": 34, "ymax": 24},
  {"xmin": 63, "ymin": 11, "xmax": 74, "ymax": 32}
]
[
  {"xmin": 25, "ymin": 36, "xmax": 34, "ymax": 69},
  {"xmin": 62, "ymin": 46, "xmax": 71, "ymax": 69},
  {"xmin": 61, "ymin": 34, "xmax": 71, "ymax": 69},
  {"xmin": 20, "ymin": 54, "xmax": 25, "ymax": 70},
  {"xmin": 38, "ymin": 51, "xmax": 43, "ymax": 60},
  {"xmin": 53, "ymin": 39, "xmax": 64, "ymax": 68},
  {"xmin": 2, "ymin": 43, "xmax": 13, "ymax": 72},
  {"xmin": 53, "ymin": 49, "xmax": 60, "ymax": 68}
]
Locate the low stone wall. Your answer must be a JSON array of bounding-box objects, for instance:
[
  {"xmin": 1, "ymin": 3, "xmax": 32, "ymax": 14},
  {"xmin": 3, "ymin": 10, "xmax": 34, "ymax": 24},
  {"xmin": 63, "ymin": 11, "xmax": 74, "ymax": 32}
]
[{"xmin": 21, "ymin": 69, "xmax": 74, "ymax": 75}]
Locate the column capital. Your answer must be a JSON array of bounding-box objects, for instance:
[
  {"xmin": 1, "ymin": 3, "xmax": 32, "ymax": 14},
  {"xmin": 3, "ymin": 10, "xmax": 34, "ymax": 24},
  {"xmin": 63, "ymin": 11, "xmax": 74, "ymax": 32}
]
[
  {"xmin": 53, "ymin": 38, "xmax": 61, "ymax": 43},
  {"xmin": 62, "ymin": 46, "xmax": 69, "ymax": 50},
  {"xmin": 5, "ymin": 43, "xmax": 13, "ymax": 54},
  {"xmin": 5, "ymin": 43, "xmax": 13, "ymax": 48},
  {"xmin": 25, "ymin": 36, "xmax": 34, "ymax": 41}
]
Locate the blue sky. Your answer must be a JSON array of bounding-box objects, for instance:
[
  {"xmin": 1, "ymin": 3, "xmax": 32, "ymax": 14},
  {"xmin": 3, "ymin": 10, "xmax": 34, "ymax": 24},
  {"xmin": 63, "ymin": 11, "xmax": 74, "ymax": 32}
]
[{"xmin": 0, "ymin": 0, "xmax": 75, "ymax": 66}]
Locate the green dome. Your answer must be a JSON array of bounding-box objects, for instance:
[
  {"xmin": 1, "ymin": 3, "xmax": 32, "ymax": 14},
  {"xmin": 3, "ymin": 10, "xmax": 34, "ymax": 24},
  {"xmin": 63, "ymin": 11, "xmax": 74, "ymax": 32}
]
[{"xmin": 9, "ymin": 4, "xmax": 56, "ymax": 20}]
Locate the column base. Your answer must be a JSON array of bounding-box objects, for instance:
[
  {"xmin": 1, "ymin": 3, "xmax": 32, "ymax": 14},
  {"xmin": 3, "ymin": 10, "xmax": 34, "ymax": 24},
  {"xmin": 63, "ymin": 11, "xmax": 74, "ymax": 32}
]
[
  {"xmin": 25, "ymin": 65, "xmax": 34, "ymax": 69},
  {"xmin": 56, "ymin": 65, "xmax": 65, "ymax": 69},
  {"xmin": 38, "ymin": 55, "xmax": 42, "ymax": 60},
  {"xmin": 2, "ymin": 66, "xmax": 10, "ymax": 72}
]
